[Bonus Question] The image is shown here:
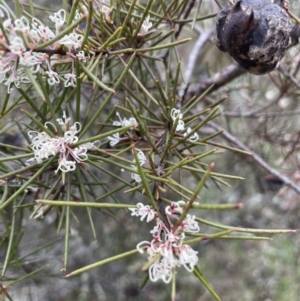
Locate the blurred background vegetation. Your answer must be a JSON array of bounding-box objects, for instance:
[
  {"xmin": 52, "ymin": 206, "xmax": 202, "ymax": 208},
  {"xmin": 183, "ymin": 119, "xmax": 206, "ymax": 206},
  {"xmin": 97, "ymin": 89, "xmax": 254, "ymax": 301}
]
[{"xmin": 1, "ymin": 0, "xmax": 300, "ymax": 300}]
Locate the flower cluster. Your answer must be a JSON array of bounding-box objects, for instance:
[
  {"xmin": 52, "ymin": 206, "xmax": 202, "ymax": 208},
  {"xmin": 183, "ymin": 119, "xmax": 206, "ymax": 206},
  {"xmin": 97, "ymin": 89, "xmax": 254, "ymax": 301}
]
[
  {"xmin": 170, "ymin": 108, "xmax": 199, "ymax": 142},
  {"xmin": 107, "ymin": 112, "xmax": 138, "ymax": 147},
  {"xmin": 129, "ymin": 201, "xmax": 200, "ymax": 283},
  {"xmin": 0, "ymin": 5, "xmax": 88, "ymax": 92},
  {"xmin": 27, "ymin": 112, "xmax": 98, "ymax": 174}
]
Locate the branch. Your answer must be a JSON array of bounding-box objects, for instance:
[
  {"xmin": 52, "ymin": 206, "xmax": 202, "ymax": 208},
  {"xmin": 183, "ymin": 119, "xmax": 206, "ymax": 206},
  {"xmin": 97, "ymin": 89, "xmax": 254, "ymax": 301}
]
[
  {"xmin": 203, "ymin": 118, "xmax": 300, "ymax": 195},
  {"xmin": 224, "ymin": 92, "xmax": 284, "ymax": 118},
  {"xmin": 186, "ymin": 63, "xmax": 245, "ymax": 99}
]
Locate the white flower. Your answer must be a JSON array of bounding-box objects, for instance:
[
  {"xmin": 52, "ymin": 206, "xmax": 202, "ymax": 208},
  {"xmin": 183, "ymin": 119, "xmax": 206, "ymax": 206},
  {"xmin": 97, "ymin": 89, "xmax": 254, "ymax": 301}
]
[
  {"xmin": 149, "ymin": 219, "xmax": 164, "ymax": 237},
  {"xmin": 136, "ymin": 149, "xmax": 147, "ymax": 166},
  {"xmin": 170, "ymin": 108, "xmax": 182, "ymax": 121},
  {"xmin": 76, "ymin": 51, "xmax": 89, "ymax": 62},
  {"xmin": 145, "ymin": 236, "xmax": 199, "ymax": 282},
  {"xmin": 4, "ymin": 67, "xmax": 30, "ymax": 93},
  {"xmin": 149, "ymin": 259, "xmax": 173, "ymax": 283},
  {"xmin": 136, "ymin": 241, "xmax": 150, "ymax": 254},
  {"xmin": 170, "ymin": 108, "xmax": 185, "ymax": 132},
  {"xmin": 109, "ymin": 113, "xmax": 141, "ymax": 179},
  {"xmin": 131, "ymin": 165, "xmax": 142, "ymax": 183},
  {"xmin": 129, "ymin": 203, "xmax": 156, "ymax": 222},
  {"xmin": 27, "ymin": 112, "xmax": 98, "ymax": 175},
  {"xmin": 181, "ymin": 214, "xmax": 200, "ymax": 233},
  {"xmin": 19, "ymin": 52, "xmax": 45, "ymax": 72},
  {"xmin": 14, "ymin": 16, "xmax": 30, "ymax": 34},
  {"xmin": 28, "ymin": 27, "xmax": 40, "ymax": 44},
  {"xmin": 59, "ymin": 32, "xmax": 83, "ymax": 50},
  {"xmin": 56, "ymin": 111, "xmax": 72, "ymax": 129},
  {"xmin": 9, "ymin": 36, "xmax": 26, "ymax": 56},
  {"xmin": 130, "ymin": 150, "xmax": 147, "ymax": 182},
  {"xmin": 132, "ymin": 198, "xmax": 200, "ymax": 283},
  {"xmin": 184, "ymin": 127, "xmax": 199, "ymax": 142},
  {"xmin": 49, "ymin": 9, "xmax": 66, "ymax": 31},
  {"xmin": 165, "ymin": 232, "xmax": 185, "ymax": 248},
  {"xmin": 31, "ymin": 18, "xmax": 55, "ymax": 42},
  {"xmin": 45, "ymin": 70, "xmax": 60, "ymax": 85},
  {"xmin": 64, "ymin": 73, "xmax": 77, "ymax": 87},
  {"xmin": 72, "ymin": 145, "xmax": 90, "ymax": 161},
  {"xmin": 177, "ymin": 244, "xmax": 198, "ymax": 272},
  {"xmin": 165, "ymin": 201, "xmax": 184, "ymax": 215},
  {"xmin": 113, "ymin": 112, "xmax": 138, "ymax": 128},
  {"xmin": 176, "ymin": 120, "xmax": 185, "ymax": 131},
  {"xmin": 56, "ymin": 157, "xmax": 76, "ymax": 173},
  {"xmin": 126, "ymin": 117, "xmax": 138, "ymax": 128},
  {"xmin": 74, "ymin": 10, "xmax": 83, "ymax": 21},
  {"xmin": 139, "ymin": 15, "xmax": 153, "ymax": 36},
  {"xmin": 107, "ymin": 132, "xmax": 121, "ymax": 146}
]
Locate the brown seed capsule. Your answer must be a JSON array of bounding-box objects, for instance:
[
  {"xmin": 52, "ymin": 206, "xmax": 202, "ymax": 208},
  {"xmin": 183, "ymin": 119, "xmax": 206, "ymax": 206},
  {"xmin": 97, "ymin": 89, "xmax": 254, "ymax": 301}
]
[{"xmin": 215, "ymin": 0, "xmax": 294, "ymax": 75}]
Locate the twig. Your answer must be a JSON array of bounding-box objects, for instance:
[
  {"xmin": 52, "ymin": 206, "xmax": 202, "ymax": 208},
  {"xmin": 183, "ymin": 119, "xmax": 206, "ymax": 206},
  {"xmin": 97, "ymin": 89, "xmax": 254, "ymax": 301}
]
[
  {"xmin": 224, "ymin": 109, "xmax": 300, "ymax": 118},
  {"xmin": 224, "ymin": 92, "xmax": 284, "ymax": 117},
  {"xmin": 186, "ymin": 64, "xmax": 245, "ymax": 99},
  {"xmin": 278, "ymin": 65, "xmax": 300, "ymax": 89},
  {"xmin": 179, "ymin": 29, "xmax": 214, "ymax": 99},
  {"xmin": 203, "ymin": 119, "xmax": 300, "ymax": 195}
]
